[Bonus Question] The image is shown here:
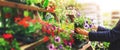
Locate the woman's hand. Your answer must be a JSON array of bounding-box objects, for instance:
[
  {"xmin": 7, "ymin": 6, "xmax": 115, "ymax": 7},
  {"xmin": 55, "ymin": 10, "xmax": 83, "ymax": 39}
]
[
  {"xmin": 75, "ymin": 28, "xmax": 89, "ymax": 36},
  {"xmin": 91, "ymin": 25, "xmax": 98, "ymax": 31}
]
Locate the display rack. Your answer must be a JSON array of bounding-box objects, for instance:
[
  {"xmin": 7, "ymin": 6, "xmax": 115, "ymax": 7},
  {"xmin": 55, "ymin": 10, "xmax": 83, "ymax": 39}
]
[
  {"xmin": 20, "ymin": 39, "xmax": 44, "ymax": 50},
  {"xmin": 0, "ymin": 0, "xmax": 54, "ymax": 13},
  {"xmin": 0, "ymin": 0, "xmax": 91, "ymax": 50},
  {"xmin": 0, "ymin": 0, "xmax": 50, "ymax": 50}
]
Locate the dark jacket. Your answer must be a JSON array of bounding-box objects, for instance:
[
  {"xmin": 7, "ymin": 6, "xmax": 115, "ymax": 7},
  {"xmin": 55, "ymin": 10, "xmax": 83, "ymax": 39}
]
[{"xmin": 89, "ymin": 20, "xmax": 120, "ymax": 50}]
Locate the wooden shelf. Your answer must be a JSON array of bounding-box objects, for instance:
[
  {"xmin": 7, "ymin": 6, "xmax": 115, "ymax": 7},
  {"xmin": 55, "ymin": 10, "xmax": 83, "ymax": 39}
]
[
  {"xmin": 0, "ymin": 0, "xmax": 54, "ymax": 13},
  {"xmin": 20, "ymin": 38, "xmax": 44, "ymax": 50},
  {"xmin": 0, "ymin": 0, "xmax": 57, "ymax": 50}
]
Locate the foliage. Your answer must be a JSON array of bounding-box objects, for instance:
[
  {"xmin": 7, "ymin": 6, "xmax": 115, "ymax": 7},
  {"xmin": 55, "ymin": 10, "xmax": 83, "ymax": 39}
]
[
  {"xmin": 74, "ymin": 16, "xmax": 93, "ymax": 41},
  {"xmin": 0, "ymin": 34, "xmax": 20, "ymax": 50}
]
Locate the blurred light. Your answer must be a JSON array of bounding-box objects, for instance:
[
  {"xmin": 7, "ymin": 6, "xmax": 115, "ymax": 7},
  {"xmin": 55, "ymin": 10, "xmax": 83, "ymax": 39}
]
[{"xmin": 76, "ymin": 0, "xmax": 120, "ymax": 13}]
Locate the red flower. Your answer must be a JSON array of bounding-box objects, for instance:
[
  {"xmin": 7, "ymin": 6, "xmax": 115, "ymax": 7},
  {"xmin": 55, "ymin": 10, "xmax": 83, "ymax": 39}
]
[
  {"xmin": 2, "ymin": 33, "xmax": 13, "ymax": 40},
  {"xmin": 63, "ymin": 39, "xmax": 67, "ymax": 45},
  {"xmin": 5, "ymin": 13, "xmax": 11, "ymax": 18},
  {"xmin": 43, "ymin": 36, "xmax": 49, "ymax": 42},
  {"xmin": 70, "ymin": 39, "xmax": 74, "ymax": 44},
  {"xmin": 30, "ymin": 19, "xmax": 37, "ymax": 24},
  {"xmin": 47, "ymin": 29, "xmax": 51, "ymax": 34},
  {"xmin": 23, "ymin": 22, "xmax": 29, "ymax": 28},
  {"xmin": 14, "ymin": 17, "xmax": 21, "ymax": 23},
  {"xmin": 11, "ymin": 48, "xmax": 15, "ymax": 50},
  {"xmin": 42, "ymin": 26, "xmax": 47, "ymax": 33},
  {"xmin": 23, "ymin": 16, "xmax": 31, "ymax": 21},
  {"xmin": 17, "ymin": 20, "xmax": 29, "ymax": 28},
  {"xmin": 51, "ymin": 31, "xmax": 55, "ymax": 37}
]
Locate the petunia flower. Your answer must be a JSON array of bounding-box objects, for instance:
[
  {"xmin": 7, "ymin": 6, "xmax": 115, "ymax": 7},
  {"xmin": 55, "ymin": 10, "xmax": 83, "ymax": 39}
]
[
  {"xmin": 84, "ymin": 23, "xmax": 89, "ymax": 29},
  {"xmin": 89, "ymin": 24, "xmax": 92, "ymax": 28},
  {"xmin": 55, "ymin": 36, "xmax": 61, "ymax": 43},
  {"xmin": 67, "ymin": 42, "xmax": 72, "ymax": 46},
  {"xmin": 59, "ymin": 45, "xmax": 64, "ymax": 49},
  {"xmin": 85, "ymin": 21, "xmax": 88, "ymax": 24},
  {"xmin": 47, "ymin": 28, "xmax": 51, "ymax": 34},
  {"xmin": 63, "ymin": 39, "xmax": 67, "ymax": 45},
  {"xmin": 47, "ymin": 44, "xmax": 55, "ymax": 50}
]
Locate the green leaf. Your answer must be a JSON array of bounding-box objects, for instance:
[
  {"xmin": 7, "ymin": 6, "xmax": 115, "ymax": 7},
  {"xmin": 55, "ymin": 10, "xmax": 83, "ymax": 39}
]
[
  {"xmin": 24, "ymin": 11, "xmax": 29, "ymax": 17},
  {"xmin": 3, "ymin": 7, "xmax": 12, "ymax": 13},
  {"xmin": 0, "ymin": 47, "xmax": 4, "ymax": 50},
  {"xmin": 43, "ymin": 0, "xmax": 49, "ymax": 8},
  {"xmin": 0, "ymin": 38, "xmax": 7, "ymax": 46}
]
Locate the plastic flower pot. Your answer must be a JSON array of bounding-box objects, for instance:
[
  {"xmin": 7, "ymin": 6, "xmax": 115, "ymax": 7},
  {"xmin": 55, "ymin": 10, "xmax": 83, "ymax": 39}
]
[{"xmin": 72, "ymin": 35, "xmax": 88, "ymax": 49}]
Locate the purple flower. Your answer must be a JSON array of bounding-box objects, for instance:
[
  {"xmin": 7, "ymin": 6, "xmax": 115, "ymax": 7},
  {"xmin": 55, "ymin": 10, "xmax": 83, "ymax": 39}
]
[
  {"xmin": 85, "ymin": 21, "xmax": 88, "ymax": 23},
  {"xmin": 55, "ymin": 36, "xmax": 61, "ymax": 43},
  {"xmin": 89, "ymin": 24, "xmax": 92, "ymax": 28},
  {"xmin": 47, "ymin": 44, "xmax": 55, "ymax": 50},
  {"xmin": 77, "ymin": 12, "xmax": 80, "ymax": 17},
  {"xmin": 59, "ymin": 45, "xmax": 63, "ymax": 49},
  {"xmin": 84, "ymin": 23, "xmax": 89, "ymax": 29},
  {"xmin": 91, "ymin": 19, "xmax": 94, "ymax": 21},
  {"xmin": 67, "ymin": 42, "xmax": 72, "ymax": 47}
]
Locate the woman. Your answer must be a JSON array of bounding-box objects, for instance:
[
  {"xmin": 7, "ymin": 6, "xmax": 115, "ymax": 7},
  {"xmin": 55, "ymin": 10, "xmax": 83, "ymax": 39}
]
[{"xmin": 75, "ymin": 20, "xmax": 120, "ymax": 50}]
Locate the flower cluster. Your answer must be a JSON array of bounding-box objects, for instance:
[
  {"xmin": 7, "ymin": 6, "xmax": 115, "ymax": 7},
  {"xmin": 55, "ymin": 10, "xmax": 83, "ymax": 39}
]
[
  {"xmin": 74, "ymin": 16, "xmax": 93, "ymax": 41},
  {"xmin": 40, "ymin": 21, "xmax": 75, "ymax": 50},
  {"xmin": 0, "ymin": 33, "xmax": 20, "ymax": 50}
]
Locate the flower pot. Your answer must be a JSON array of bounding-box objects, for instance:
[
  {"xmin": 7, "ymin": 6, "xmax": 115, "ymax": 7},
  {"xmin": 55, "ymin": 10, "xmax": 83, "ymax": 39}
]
[{"xmin": 72, "ymin": 36, "xmax": 88, "ymax": 49}]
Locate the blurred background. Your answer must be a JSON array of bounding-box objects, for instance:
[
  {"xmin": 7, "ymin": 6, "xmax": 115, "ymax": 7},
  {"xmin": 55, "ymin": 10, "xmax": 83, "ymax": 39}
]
[{"xmin": 76, "ymin": 0, "xmax": 120, "ymax": 28}]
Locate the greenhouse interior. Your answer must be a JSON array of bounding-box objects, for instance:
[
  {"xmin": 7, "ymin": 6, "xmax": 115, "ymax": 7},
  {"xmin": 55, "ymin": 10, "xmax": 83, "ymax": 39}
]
[{"xmin": 0, "ymin": 0, "xmax": 120, "ymax": 50}]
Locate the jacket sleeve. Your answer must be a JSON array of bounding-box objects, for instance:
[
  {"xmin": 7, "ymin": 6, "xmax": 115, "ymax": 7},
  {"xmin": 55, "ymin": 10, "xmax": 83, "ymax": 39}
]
[
  {"xmin": 97, "ymin": 26, "xmax": 110, "ymax": 31},
  {"xmin": 89, "ymin": 20, "xmax": 120, "ymax": 42}
]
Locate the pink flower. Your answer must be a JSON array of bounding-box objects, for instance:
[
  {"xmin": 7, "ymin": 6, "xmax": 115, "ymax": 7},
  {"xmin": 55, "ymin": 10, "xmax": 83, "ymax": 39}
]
[
  {"xmin": 47, "ymin": 44, "xmax": 55, "ymax": 50},
  {"xmin": 55, "ymin": 36, "xmax": 61, "ymax": 43}
]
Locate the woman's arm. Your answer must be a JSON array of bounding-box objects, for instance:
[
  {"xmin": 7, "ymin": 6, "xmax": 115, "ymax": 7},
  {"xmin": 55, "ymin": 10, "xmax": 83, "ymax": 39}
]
[
  {"xmin": 89, "ymin": 29, "xmax": 118, "ymax": 42},
  {"xmin": 90, "ymin": 20, "xmax": 120, "ymax": 42},
  {"xmin": 75, "ymin": 20, "xmax": 120, "ymax": 42},
  {"xmin": 76, "ymin": 28, "xmax": 120, "ymax": 42}
]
